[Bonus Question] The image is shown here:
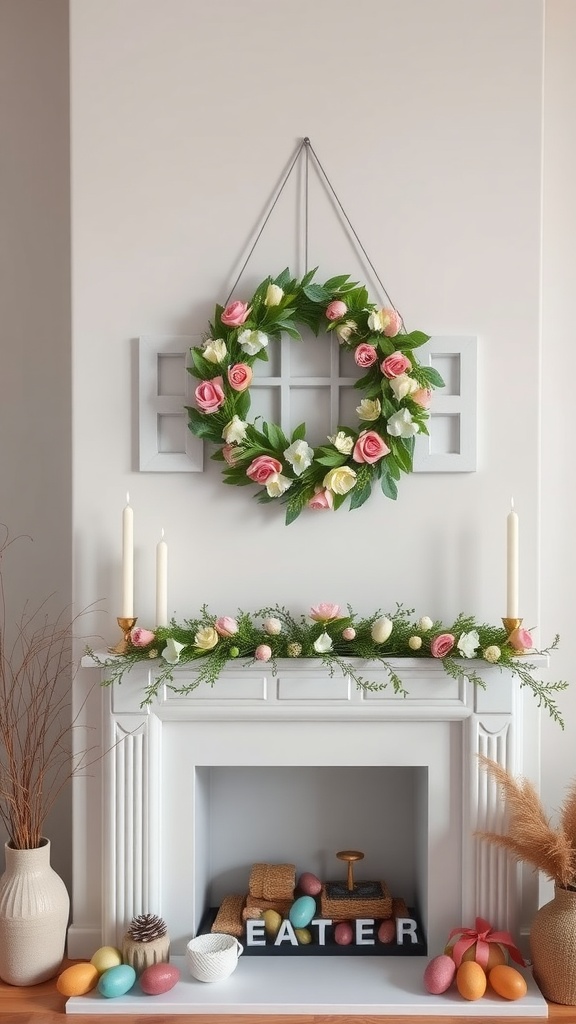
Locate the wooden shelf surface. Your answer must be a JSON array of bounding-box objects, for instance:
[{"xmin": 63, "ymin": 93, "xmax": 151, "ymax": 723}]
[{"xmin": 0, "ymin": 960, "xmax": 573, "ymax": 1023}]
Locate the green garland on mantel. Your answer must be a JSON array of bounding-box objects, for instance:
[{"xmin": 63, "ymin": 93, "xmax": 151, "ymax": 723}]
[{"xmin": 87, "ymin": 604, "xmax": 567, "ymax": 726}]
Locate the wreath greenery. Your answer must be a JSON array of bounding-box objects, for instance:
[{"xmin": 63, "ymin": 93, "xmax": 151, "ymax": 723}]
[{"xmin": 186, "ymin": 269, "xmax": 444, "ymax": 524}]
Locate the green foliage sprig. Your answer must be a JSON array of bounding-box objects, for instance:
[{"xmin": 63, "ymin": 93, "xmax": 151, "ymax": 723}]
[{"xmin": 87, "ymin": 604, "xmax": 567, "ymax": 725}]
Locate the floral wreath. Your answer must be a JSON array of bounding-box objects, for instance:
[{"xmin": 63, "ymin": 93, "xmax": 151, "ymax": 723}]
[{"xmin": 186, "ymin": 269, "xmax": 444, "ymax": 524}]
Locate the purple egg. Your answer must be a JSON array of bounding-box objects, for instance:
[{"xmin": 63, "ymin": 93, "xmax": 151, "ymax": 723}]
[
  {"xmin": 298, "ymin": 872, "xmax": 322, "ymax": 896},
  {"xmin": 139, "ymin": 961, "xmax": 180, "ymax": 996}
]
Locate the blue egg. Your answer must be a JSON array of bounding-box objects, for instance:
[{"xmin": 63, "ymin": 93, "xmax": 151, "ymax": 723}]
[
  {"xmin": 289, "ymin": 894, "xmax": 316, "ymax": 929},
  {"xmin": 98, "ymin": 963, "xmax": 136, "ymax": 998}
]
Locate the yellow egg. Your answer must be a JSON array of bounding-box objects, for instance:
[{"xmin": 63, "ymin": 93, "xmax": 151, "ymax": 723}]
[
  {"xmin": 456, "ymin": 960, "xmax": 487, "ymax": 1001},
  {"xmin": 295, "ymin": 928, "xmax": 312, "ymax": 945},
  {"xmin": 262, "ymin": 909, "xmax": 282, "ymax": 937},
  {"xmin": 56, "ymin": 961, "xmax": 99, "ymax": 996},
  {"xmin": 489, "ymin": 964, "xmax": 528, "ymax": 1001},
  {"xmin": 461, "ymin": 941, "xmax": 507, "ymax": 972},
  {"xmin": 90, "ymin": 945, "xmax": 123, "ymax": 974}
]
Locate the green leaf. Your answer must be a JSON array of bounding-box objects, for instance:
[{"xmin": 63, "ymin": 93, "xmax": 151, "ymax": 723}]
[
  {"xmin": 390, "ymin": 438, "xmax": 413, "ymax": 474},
  {"xmin": 380, "ymin": 471, "xmax": 398, "ymax": 500},
  {"xmin": 274, "ymin": 268, "xmax": 294, "ymax": 289},
  {"xmin": 415, "ymin": 365, "xmax": 445, "ymax": 389},
  {"xmin": 397, "ymin": 330, "xmax": 431, "ymax": 351},
  {"xmin": 303, "ymin": 283, "xmax": 331, "ymax": 303},
  {"xmin": 235, "ymin": 390, "xmax": 251, "ymax": 419},
  {"xmin": 315, "ymin": 452, "xmax": 348, "ymax": 468},
  {"xmin": 186, "ymin": 408, "xmax": 222, "ymax": 443},
  {"xmin": 285, "ymin": 486, "xmax": 311, "ymax": 525},
  {"xmin": 299, "ymin": 267, "xmax": 318, "ymax": 288},
  {"xmin": 323, "ymin": 274, "xmax": 351, "ymax": 291},
  {"xmin": 264, "ymin": 421, "xmax": 289, "ymax": 452},
  {"xmin": 349, "ymin": 467, "xmax": 373, "ymax": 510},
  {"xmin": 292, "ymin": 422, "xmax": 307, "ymax": 441}
]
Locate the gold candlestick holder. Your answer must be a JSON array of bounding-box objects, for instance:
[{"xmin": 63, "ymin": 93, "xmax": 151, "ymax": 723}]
[
  {"xmin": 110, "ymin": 616, "xmax": 137, "ymax": 655},
  {"xmin": 502, "ymin": 616, "xmax": 522, "ymax": 635}
]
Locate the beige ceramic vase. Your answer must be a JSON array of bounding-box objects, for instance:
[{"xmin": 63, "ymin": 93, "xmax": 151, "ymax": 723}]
[
  {"xmin": 530, "ymin": 885, "xmax": 576, "ymax": 1005},
  {"xmin": 0, "ymin": 839, "xmax": 70, "ymax": 986}
]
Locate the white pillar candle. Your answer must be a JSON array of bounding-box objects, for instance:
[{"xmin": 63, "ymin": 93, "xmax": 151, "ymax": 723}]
[
  {"xmin": 156, "ymin": 529, "xmax": 168, "ymax": 627},
  {"xmin": 122, "ymin": 493, "xmax": 134, "ymax": 618},
  {"xmin": 506, "ymin": 499, "xmax": 519, "ymax": 618}
]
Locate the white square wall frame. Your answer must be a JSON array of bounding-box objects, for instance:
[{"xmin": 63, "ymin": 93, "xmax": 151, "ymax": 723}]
[{"xmin": 138, "ymin": 335, "xmax": 477, "ymax": 474}]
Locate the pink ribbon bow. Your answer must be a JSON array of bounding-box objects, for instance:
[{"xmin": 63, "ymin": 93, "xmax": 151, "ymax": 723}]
[{"xmin": 448, "ymin": 916, "xmax": 526, "ymax": 969}]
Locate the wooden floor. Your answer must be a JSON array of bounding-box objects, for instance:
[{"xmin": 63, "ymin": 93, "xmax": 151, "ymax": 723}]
[{"xmin": 0, "ymin": 961, "xmax": 574, "ymax": 1024}]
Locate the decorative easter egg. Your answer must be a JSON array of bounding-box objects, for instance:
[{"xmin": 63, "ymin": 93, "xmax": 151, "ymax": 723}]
[
  {"xmin": 456, "ymin": 960, "xmax": 487, "ymax": 1001},
  {"xmin": 488, "ymin": 964, "xmax": 528, "ymax": 1001},
  {"xmin": 423, "ymin": 954, "xmax": 456, "ymax": 995},
  {"xmin": 289, "ymin": 895, "xmax": 316, "ymax": 929},
  {"xmin": 97, "ymin": 963, "xmax": 137, "ymax": 998},
  {"xmin": 460, "ymin": 941, "xmax": 507, "ymax": 971},
  {"xmin": 294, "ymin": 928, "xmax": 312, "ymax": 945},
  {"xmin": 334, "ymin": 921, "xmax": 354, "ymax": 945},
  {"xmin": 56, "ymin": 962, "xmax": 99, "ymax": 996},
  {"xmin": 90, "ymin": 946, "xmax": 123, "ymax": 974},
  {"xmin": 140, "ymin": 961, "xmax": 180, "ymax": 995},
  {"xmin": 298, "ymin": 872, "xmax": 322, "ymax": 896},
  {"xmin": 377, "ymin": 919, "xmax": 396, "ymax": 944},
  {"xmin": 262, "ymin": 909, "xmax": 283, "ymax": 938}
]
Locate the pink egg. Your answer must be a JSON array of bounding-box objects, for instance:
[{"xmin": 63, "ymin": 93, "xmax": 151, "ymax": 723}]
[
  {"xmin": 298, "ymin": 872, "xmax": 322, "ymax": 896},
  {"xmin": 423, "ymin": 954, "xmax": 457, "ymax": 995},
  {"xmin": 139, "ymin": 961, "xmax": 180, "ymax": 996},
  {"xmin": 334, "ymin": 921, "xmax": 354, "ymax": 945},
  {"xmin": 377, "ymin": 918, "xmax": 396, "ymax": 944}
]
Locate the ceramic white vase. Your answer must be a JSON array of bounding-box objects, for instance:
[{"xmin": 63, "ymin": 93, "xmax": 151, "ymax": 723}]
[{"xmin": 0, "ymin": 838, "xmax": 70, "ymax": 986}]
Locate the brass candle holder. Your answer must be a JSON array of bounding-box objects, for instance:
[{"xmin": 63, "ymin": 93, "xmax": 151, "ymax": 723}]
[
  {"xmin": 110, "ymin": 616, "xmax": 137, "ymax": 655},
  {"xmin": 502, "ymin": 616, "xmax": 528, "ymax": 654}
]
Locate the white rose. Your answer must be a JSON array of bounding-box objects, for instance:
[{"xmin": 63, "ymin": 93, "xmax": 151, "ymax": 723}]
[
  {"xmin": 238, "ymin": 329, "xmax": 268, "ymax": 356},
  {"xmin": 417, "ymin": 616, "xmax": 433, "ymax": 632},
  {"xmin": 387, "ymin": 408, "xmax": 420, "ymax": 438},
  {"xmin": 356, "ymin": 398, "xmax": 381, "ymax": 422},
  {"xmin": 265, "ymin": 473, "xmax": 292, "ymax": 498},
  {"xmin": 335, "ymin": 319, "xmax": 357, "ymax": 343},
  {"xmin": 263, "ymin": 617, "xmax": 282, "ymax": 635},
  {"xmin": 323, "ymin": 466, "xmax": 357, "ymax": 495},
  {"xmin": 265, "ymin": 283, "xmax": 284, "ymax": 307},
  {"xmin": 163, "ymin": 638, "xmax": 186, "ymax": 664},
  {"xmin": 194, "ymin": 627, "xmax": 219, "ymax": 651},
  {"xmin": 367, "ymin": 309, "xmax": 385, "ymax": 333},
  {"xmin": 202, "ymin": 338, "xmax": 227, "ymax": 364},
  {"xmin": 408, "ymin": 635, "xmax": 422, "ymax": 651},
  {"xmin": 283, "ymin": 439, "xmax": 314, "ymax": 477},
  {"xmin": 313, "ymin": 631, "xmax": 333, "ymax": 653},
  {"xmin": 371, "ymin": 617, "xmax": 393, "ymax": 644},
  {"xmin": 389, "ymin": 374, "xmax": 418, "ymax": 401},
  {"xmin": 222, "ymin": 415, "xmax": 248, "ymax": 444},
  {"xmin": 457, "ymin": 630, "xmax": 480, "ymax": 659},
  {"xmin": 328, "ymin": 430, "xmax": 354, "ymax": 454}
]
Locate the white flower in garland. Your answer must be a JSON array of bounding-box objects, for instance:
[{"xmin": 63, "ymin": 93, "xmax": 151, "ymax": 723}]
[
  {"xmin": 389, "ymin": 374, "xmax": 419, "ymax": 402},
  {"xmin": 266, "ymin": 473, "xmax": 292, "ymax": 498},
  {"xmin": 222, "ymin": 415, "xmax": 248, "ymax": 444},
  {"xmin": 457, "ymin": 630, "xmax": 480, "ymax": 659},
  {"xmin": 283, "ymin": 439, "xmax": 314, "ymax": 476},
  {"xmin": 328, "ymin": 431, "xmax": 354, "ymax": 454},
  {"xmin": 323, "ymin": 466, "xmax": 357, "ymax": 495},
  {"xmin": 265, "ymin": 283, "xmax": 284, "ymax": 306},
  {"xmin": 238, "ymin": 329, "xmax": 268, "ymax": 356},
  {"xmin": 202, "ymin": 338, "xmax": 227, "ymax": 364},
  {"xmin": 313, "ymin": 631, "xmax": 333, "ymax": 653},
  {"xmin": 387, "ymin": 408, "xmax": 420, "ymax": 438},
  {"xmin": 356, "ymin": 398, "xmax": 381, "ymax": 422},
  {"xmin": 163, "ymin": 638, "xmax": 186, "ymax": 664}
]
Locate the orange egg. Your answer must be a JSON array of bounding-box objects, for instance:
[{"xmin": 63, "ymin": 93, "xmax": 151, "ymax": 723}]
[
  {"xmin": 489, "ymin": 964, "xmax": 528, "ymax": 1001},
  {"xmin": 456, "ymin": 960, "xmax": 487, "ymax": 1001},
  {"xmin": 56, "ymin": 961, "xmax": 99, "ymax": 996},
  {"xmin": 461, "ymin": 940, "xmax": 507, "ymax": 972}
]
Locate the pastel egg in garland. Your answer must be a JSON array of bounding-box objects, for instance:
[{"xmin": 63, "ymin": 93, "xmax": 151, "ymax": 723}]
[
  {"xmin": 139, "ymin": 962, "xmax": 180, "ymax": 995},
  {"xmin": 334, "ymin": 921, "xmax": 354, "ymax": 945},
  {"xmin": 98, "ymin": 963, "xmax": 137, "ymax": 998},
  {"xmin": 289, "ymin": 895, "xmax": 316, "ymax": 929},
  {"xmin": 298, "ymin": 872, "xmax": 322, "ymax": 896},
  {"xmin": 90, "ymin": 946, "xmax": 123, "ymax": 975}
]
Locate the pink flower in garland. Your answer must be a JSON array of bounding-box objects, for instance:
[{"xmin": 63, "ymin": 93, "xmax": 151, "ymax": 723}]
[
  {"xmin": 325, "ymin": 300, "xmax": 347, "ymax": 321},
  {"xmin": 430, "ymin": 633, "xmax": 455, "ymax": 658},
  {"xmin": 381, "ymin": 352, "xmax": 412, "ymax": 379},
  {"xmin": 354, "ymin": 344, "xmax": 378, "ymax": 368},
  {"xmin": 246, "ymin": 455, "xmax": 283, "ymax": 485},
  {"xmin": 508, "ymin": 626, "xmax": 533, "ymax": 652},
  {"xmin": 307, "ymin": 488, "xmax": 334, "ymax": 511},
  {"xmin": 353, "ymin": 430, "xmax": 390, "ymax": 464},
  {"xmin": 255, "ymin": 644, "xmax": 272, "ymax": 662},
  {"xmin": 221, "ymin": 301, "xmax": 250, "ymax": 327},
  {"xmin": 131, "ymin": 627, "xmax": 156, "ymax": 647},
  {"xmin": 310, "ymin": 603, "xmax": 341, "ymax": 623},
  {"xmin": 195, "ymin": 377, "xmax": 225, "ymax": 413},
  {"xmin": 215, "ymin": 616, "xmax": 239, "ymax": 637},
  {"xmin": 227, "ymin": 363, "xmax": 253, "ymax": 392}
]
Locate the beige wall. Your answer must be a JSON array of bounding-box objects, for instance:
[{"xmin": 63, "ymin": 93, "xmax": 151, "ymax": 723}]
[{"xmin": 0, "ymin": 0, "xmax": 72, "ymax": 884}]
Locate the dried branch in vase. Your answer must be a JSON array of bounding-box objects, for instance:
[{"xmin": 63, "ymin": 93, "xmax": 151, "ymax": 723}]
[
  {"xmin": 0, "ymin": 527, "xmax": 99, "ymax": 850},
  {"xmin": 476, "ymin": 755, "xmax": 576, "ymax": 890}
]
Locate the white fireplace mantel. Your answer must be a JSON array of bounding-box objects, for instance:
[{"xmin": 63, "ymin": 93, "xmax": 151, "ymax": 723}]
[{"xmin": 68, "ymin": 655, "xmax": 547, "ymax": 1016}]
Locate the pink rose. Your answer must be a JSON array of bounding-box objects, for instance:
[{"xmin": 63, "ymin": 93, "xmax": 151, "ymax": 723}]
[
  {"xmin": 130, "ymin": 627, "xmax": 156, "ymax": 647},
  {"xmin": 221, "ymin": 301, "xmax": 250, "ymax": 327},
  {"xmin": 381, "ymin": 352, "xmax": 412, "ymax": 379},
  {"xmin": 430, "ymin": 633, "xmax": 456, "ymax": 658},
  {"xmin": 508, "ymin": 627, "xmax": 533, "ymax": 652},
  {"xmin": 353, "ymin": 430, "xmax": 390, "ymax": 464},
  {"xmin": 354, "ymin": 344, "xmax": 378, "ymax": 368},
  {"xmin": 412, "ymin": 387, "xmax": 432, "ymax": 408},
  {"xmin": 325, "ymin": 300, "xmax": 348, "ymax": 321},
  {"xmin": 215, "ymin": 616, "xmax": 239, "ymax": 637},
  {"xmin": 382, "ymin": 308, "xmax": 403, "ymax": 337},
  {"xmin": 195, "ymin": 377, "xmax": 225, "ymax": 413},
  {"xmin": 255, "ymin": 644, "xmax": 272, "ymax": 662},
  {"xmin": 342, "ymin": 627, "xmax": 356, "ymax": 640},
  {"xmin": 227, "ymin": 363, "xmax": 253, "ymax": 392},
  {"xmin": 307, "ymin": 488, "xmax": 334, "ymax": 511},
  {"xmin": 246, "ymin": 455, "xmax": 283, "ymax": 484},
  {"xmin": 310, "ymin": 603, "xmax": 341, "ymax": 622},
  {"xmin": 222, "ymin": 444, "xmax": 241, "ymax": 466}
]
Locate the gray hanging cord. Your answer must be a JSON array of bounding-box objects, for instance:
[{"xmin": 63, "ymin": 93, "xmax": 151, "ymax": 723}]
[
  {"xmin": 225, "ymin": 139, "xmax": 306, "ymax": 304},
  {"xmin": 305, "ymin": 138, "xmax": 398, "ymax": 313},
  {"xmin": 304, "ymin": 138, "xmax": 310, "ymax": 274}
]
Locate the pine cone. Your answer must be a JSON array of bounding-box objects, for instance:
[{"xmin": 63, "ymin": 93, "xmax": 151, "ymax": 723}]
[{"xmin": 127, "ymin": 913, "xmax": 167, "ymax": 943}]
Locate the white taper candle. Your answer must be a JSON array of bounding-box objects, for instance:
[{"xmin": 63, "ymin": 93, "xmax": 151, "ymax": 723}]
[
  {"xmin": 156, "ymin": 529, "xmax": 168, "ymax": 627},
  {"xmin": 121, "ymin": 493, "xmax": 134, "ymax": 618},
  {"xmin": 506, "ymin": 499, "xmax": 519, "ymax": 618}
]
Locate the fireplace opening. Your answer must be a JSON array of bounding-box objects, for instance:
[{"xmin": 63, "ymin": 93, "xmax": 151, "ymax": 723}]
[{"xmin": 170, "ymin": 765, "xmax": 429, "ymax": 956}]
